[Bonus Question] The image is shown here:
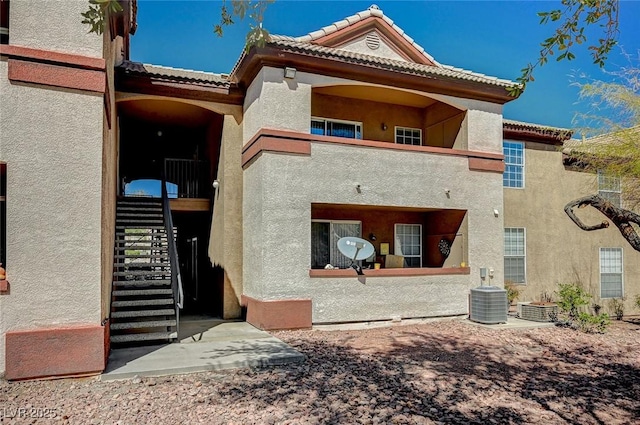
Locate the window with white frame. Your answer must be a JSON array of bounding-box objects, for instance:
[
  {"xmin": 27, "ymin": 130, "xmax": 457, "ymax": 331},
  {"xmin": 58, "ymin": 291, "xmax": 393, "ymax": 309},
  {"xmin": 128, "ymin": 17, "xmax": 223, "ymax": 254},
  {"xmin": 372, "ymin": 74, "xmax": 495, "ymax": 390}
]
[
  {"xmin": 311, "ymin": 117, "xmax": 362, "ymax": 139},
  {"xmin": 395, "ymin": 126, "xmax": 422, "ymax": 146},
  {"xmin": 504, "ymin": 228, "xmax": 526, "ymax": 283},
  {"xmin": 311, "ymin": 220, "xmax": 361, "ymax": 269},
  {"xmin": 600, "ymin": 247, "xmax": 623, "ymax": 298},
  {"xmin": 598, "ymin": 171, "xmax": 621, "ymax": 208},
  {"xmin": 395, "ymin": 224, "xmax": 422, "ymax": 268},
  {"xmin": 503, "ymin": 141, "xmax": 524, "ymax": 188}
]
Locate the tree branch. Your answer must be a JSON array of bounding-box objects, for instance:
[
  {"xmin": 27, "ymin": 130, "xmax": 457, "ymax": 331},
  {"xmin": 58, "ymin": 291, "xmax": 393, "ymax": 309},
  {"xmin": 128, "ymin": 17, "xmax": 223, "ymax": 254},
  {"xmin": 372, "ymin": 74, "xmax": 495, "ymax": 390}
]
[{"xmin": 564, "ymin": 194, "xmax": 640, "ymax": 251}]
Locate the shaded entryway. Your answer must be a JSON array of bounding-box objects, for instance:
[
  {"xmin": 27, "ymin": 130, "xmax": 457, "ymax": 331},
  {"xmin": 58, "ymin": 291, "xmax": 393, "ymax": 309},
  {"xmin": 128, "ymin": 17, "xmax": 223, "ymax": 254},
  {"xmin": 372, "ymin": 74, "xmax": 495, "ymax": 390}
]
[{"xmin": 117, "ymin": 98, "xmax": 224, "ymax": 320}]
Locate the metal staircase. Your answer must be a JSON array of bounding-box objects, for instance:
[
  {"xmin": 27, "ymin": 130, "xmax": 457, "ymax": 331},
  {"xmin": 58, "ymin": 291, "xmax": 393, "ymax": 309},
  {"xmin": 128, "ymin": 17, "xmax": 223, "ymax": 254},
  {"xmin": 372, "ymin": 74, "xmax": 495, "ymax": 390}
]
[{"xmin": 109, "ymin": 197, "xmax": 180, "ymax": 345}]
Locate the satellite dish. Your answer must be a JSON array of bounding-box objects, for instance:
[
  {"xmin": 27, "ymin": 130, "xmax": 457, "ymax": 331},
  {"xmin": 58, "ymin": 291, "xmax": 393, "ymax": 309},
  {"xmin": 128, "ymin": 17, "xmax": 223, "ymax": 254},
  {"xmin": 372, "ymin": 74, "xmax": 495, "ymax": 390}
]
[{"xmin": 337, "ymin": 237, "xmax": 375, "ymax": 275}]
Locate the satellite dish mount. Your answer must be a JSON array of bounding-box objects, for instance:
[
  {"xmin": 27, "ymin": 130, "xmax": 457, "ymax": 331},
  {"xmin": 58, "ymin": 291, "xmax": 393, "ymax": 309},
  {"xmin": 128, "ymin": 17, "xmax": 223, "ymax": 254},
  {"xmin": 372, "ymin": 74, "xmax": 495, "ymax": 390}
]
[{"xmin": 337, "ymin": 237, "xmax": 375, "ymax": 276}]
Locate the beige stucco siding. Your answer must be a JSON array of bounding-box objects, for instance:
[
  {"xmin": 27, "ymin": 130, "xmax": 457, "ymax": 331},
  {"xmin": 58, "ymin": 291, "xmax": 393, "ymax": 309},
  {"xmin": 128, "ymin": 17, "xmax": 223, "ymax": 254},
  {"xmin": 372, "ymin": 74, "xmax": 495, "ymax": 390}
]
[
  {"xmin": 209, "ymin": 115, "xmax": 244, "ymax": 318},
  {"xmin": 0, "ymin": 71, "xmax": 104, "ymax": 374},
  {"xmin": 9, "ymin": 0, "xmax": 102, "ymax": 57},
  {"xmin": 243, "ymin": 142, "xmax": 504, "ymax": 323},
  {"xmin": 243, "ymin": 67, "xmax": 312, "ymax": 144},
  {"xmin": 504, "ymin": 142, "xmax": 640, "ymax": 314},
  {"xmin": 338, "ymin": 32, "xmax": 408, "ymax": 62}
]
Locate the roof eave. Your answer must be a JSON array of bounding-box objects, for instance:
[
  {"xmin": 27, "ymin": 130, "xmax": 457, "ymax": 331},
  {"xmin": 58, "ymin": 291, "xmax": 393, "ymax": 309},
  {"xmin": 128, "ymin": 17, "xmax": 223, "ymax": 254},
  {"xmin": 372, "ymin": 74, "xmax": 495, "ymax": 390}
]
[{"xmin": 232, "ymin": 45, "xmax": 519, "ymax": 105}]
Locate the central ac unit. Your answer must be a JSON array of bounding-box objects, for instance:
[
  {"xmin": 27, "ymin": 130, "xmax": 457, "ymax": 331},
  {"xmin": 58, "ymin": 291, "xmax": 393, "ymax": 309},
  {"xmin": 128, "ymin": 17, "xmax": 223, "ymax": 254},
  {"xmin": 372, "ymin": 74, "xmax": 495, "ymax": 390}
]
[{"xmin": 470, "ymin": 286, "xmax": 508, "ymax": 324}]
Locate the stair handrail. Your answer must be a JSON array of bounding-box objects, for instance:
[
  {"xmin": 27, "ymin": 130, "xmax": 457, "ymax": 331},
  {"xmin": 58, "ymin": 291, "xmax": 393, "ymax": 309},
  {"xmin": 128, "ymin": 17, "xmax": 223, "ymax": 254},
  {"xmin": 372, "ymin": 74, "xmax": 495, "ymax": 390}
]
[{"xmin": 161, "ymin": 176, "xmax": 184, "ymax": 313}]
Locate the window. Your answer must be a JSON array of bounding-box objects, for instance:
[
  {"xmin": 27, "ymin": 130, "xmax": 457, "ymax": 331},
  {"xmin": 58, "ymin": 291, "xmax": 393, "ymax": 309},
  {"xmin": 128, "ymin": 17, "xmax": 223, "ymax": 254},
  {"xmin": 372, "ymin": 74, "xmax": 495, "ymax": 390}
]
[
  {"xmin": 311, "ymin": 220, "xmax": 361, "ymax": 269},
  {"xmin": 395, "ymin": 126, "xmax": 422, "ymax": 146},
  {"xmin": 600, "ymin": 248, "xmax": 623, "ymax": 298},
  {"xmin": 395, "ymin": 224, "xmax": 422, "ymax": 268},
  {"xmin": 311, "ymin": 117, "xmax": 362, "ymax": 139},
  {"xmin": 0, "ymin": 0, "xmax": 8, "ymax": 44},
  {"xmin": 503, "ymin": 141, "xmax": 524, "ymax": 188},
  {"xmin": 598, "ymin": 171, "xmax": 621, "ymax": 208},
  {"xmin": 504, "ymin": 228, "xmax": 525, "ymax": 283}
]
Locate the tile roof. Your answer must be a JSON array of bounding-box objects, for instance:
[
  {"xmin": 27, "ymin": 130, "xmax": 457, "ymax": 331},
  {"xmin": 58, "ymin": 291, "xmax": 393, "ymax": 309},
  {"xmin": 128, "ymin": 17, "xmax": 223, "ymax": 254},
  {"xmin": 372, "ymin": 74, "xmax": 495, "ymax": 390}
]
[
  {"xmin": 266, "ymin": 36, "xmax": 516, "ymax": 88},
  {"xmin": 259, "ymin": 5, "xmax": 517, "ymax": 89},
  {"xmin": 292, "ymin": 4, "xmax": 440, "ymax": 66},
  {"xmin": 503, "ymin": 119, "xmax": 573, "ymax": 143},
  {"xmin": 503, "ymin": 119, "xmax": 571, "ymax": 134},
  {"xmin": 117, "ymin": 60, "xmax": 230, "ymax": 87}
]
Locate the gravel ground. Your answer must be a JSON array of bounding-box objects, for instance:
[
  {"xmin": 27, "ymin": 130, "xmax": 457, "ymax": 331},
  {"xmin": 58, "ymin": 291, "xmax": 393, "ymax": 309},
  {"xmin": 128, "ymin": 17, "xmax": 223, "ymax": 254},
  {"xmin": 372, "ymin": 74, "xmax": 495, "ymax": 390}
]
[{"xmin": 1, "ymin": 318, "xmax": 639, "ymax": 424}]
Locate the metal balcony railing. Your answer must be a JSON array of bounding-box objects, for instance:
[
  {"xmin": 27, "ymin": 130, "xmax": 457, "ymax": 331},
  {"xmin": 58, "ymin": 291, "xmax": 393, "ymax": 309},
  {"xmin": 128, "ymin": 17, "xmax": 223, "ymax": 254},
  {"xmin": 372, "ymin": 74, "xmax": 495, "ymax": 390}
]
[{"xmin": 164, "ymin": 158, "xmax": 210, "ymax": 199}]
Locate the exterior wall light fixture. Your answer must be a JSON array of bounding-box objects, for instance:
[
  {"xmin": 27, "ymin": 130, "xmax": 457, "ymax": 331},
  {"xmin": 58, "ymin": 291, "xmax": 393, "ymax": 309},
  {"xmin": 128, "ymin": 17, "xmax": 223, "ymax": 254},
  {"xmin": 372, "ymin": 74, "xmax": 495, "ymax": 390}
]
[
  {"xmin": 381, "ymin": 123, "xmax": 387, "ymax": 131},
  {"xmin": 284, "ymin": 67, "xmax": 297, "ymax": 79},
  {"xmin": 212, "ymin": 180, "xmax": 220, "ymax": 190}
]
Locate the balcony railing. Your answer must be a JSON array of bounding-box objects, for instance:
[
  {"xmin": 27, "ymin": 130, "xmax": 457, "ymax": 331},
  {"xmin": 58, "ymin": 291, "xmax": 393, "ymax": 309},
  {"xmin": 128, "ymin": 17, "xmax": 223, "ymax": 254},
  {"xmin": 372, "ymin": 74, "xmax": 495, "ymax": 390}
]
[{"xmin": 164, "ymin": 158, "xmax": 210, "ymax": 199}]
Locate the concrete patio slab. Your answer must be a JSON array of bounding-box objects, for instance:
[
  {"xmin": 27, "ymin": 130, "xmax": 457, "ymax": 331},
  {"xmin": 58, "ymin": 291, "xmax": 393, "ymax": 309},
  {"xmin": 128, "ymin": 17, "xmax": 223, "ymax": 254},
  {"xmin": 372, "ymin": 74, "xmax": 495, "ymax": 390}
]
[
  {"xmin": 463, "ymin": 316, "xmax": 556, "ymax": 330},
  {"xmin": 101, "ymin": 321, "xmax": 304, "ymax": 381}
]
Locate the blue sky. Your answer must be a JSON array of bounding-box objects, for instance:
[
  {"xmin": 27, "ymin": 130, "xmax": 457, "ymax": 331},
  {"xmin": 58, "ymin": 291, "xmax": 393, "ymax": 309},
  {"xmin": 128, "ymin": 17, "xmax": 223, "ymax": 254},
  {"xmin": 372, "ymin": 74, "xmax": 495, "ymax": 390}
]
[{"xmin": 131, "ymin": 1, "xmax": 640, "ymax": 129}]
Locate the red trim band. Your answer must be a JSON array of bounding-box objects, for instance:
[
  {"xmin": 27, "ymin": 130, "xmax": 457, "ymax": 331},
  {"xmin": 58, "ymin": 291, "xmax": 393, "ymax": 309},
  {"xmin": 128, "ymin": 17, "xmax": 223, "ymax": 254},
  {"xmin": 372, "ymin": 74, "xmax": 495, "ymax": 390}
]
[
  {"xmin": 5, "ymin": 324, "xmax": 106, "ymax": 380},
  {"xmin": 242, "ymin": 128, "xmax": 504, "ymax": 168},
  {"xmin": 0, "ymin": 44, "xmax": 105, "ymax": 70},
  {"xmin": 8, "ymin": 59, "xmax": 105, "ymax": 93},
  {"xmin": 241, "ymin": 295, "xmax": 312, "ymax": 330},
  {"xmin": 309, "ymin": 267, "xmax": 471, "ymax": 278},
  {"xmin": 468, "ymin": 157, "xmax": 505, "ymax": 173}
]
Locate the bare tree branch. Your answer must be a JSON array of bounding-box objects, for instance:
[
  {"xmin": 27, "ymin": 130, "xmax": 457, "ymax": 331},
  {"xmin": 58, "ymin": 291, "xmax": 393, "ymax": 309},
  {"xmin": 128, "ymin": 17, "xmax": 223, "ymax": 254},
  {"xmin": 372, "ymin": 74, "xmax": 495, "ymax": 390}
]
[{"xmin": 564, "ymin": 194, "xmax": 640, "ymax": 251}]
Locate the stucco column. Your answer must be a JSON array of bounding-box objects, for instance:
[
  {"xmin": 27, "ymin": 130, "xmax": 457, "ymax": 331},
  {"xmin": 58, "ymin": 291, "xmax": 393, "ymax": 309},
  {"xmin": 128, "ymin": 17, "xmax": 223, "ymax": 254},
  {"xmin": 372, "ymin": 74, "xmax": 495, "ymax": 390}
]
[{"xmin": 209, "ymin": 115, "xmax": 244, "ymax": 319}]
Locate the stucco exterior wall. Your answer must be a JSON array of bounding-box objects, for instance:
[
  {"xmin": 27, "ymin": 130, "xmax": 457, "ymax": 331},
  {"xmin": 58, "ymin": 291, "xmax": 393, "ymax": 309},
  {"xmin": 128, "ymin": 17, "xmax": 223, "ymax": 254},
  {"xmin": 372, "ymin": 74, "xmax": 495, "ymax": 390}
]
[
  {"xmin": 243, "ymin": 67, "xmax": 312, "ymax": 144},
  {"xmin": 9, "ymin": 0, "xmax": 102, "ymax": 57},
  {"xmin": 503, "ymin": 142, "xmax": 640, "ymax": 314},
  {"xmin": 243, "ymin": 142, "xmax": 504, "ymax": 323},
  {"xmin": 0, "ymin": 3, "xmax": 108, "ymax": 377},
  {"xmin": 209, "ymin": 115, "xmax": 244, "ymax": 318},
  {"xmin": 0, "ymin": 75, "xmax": 104, "ymax": 375},
  {"xmin": 338, "ymin": 32, "xmax": 408, "ymax": 62}
]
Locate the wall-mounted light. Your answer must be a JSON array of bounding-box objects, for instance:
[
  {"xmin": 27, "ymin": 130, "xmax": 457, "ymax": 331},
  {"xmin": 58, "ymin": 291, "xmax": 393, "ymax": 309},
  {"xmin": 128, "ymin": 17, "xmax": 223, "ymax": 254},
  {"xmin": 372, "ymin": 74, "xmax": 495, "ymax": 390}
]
[
  {"xmin": 157, "ymin": 130, "xmax": 163, "ymax": 137},
  {"xmin": 368, "ymin": 233, "xmax": 377, "ymax": 241},
  {"xmin": 212, "ymin": 180, "xmax": 220, "ymax": 190},
  {"xmin": 381, "ymin": 123, "xmax": 387, "ymax": 131},
  {"xmin": 493, "ymin": 209, "xmax": 499, "ymax": 217},
  {"xmin": 284, "ymin": 67, "xmax": 297, "ymax": 79},
  {"xmin": 356, "ymin": 184, "xmax": 362, "ymax": 194}
]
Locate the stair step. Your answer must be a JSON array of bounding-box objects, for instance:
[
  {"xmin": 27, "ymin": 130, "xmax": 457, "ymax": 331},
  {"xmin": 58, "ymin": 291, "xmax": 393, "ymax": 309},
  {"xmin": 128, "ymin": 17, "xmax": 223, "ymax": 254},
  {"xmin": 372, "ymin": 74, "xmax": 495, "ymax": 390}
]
[
  {"xmin": 115, "ymin": 262, "xmax": 170, "ymax": 268},
  {"xmin": 110, "ymin": 320, "xmax": 177, "ymax": 330},
  {"xmin": 113, "ymin": 270, "xmax": 171, "ymax": 277},
  {"xmin": 115, "ymin": 245, "xmax": 168, "ymax": 251},
  {"xmin": 116, "ymin": 206, "xmax": 162, "ymax": 211},
  {"xmin": 112, "ymin": 299, "xmax": 174, "ymax": 308},
  {"xmin": 117, "ymin": 225, "xmax": 166, "ymax": 230},
  {"xmin": 115, "ymin": 235, "xmax": 167, "ymax": 240},
  {"xmin": 117, "ymin": 211, "xmax": 163, "ymax": 216},
  {"xmin": 110, "ymin": 332, "xmax": 177, "ymax": 343},
  {"xmin": 113, "ymin": 279, "xmax": 172, "ymax": 287},
  {"xmin": 115, "ymin": 240, "xmax": 167, "ymax": 246},
  {"xmin": 114, "ymin": 254, "xmax": 169, "ymax": 259},
  {"xmin": 111, "ymin": 308, "xmax": 175, "ymax": 318},
  {"xmin": 117, "ymin": 219, "xmax": 164, "ymax": 224},
  {"xmin": 112, "ymin": 288, "xmax": 173, "ymax": 296}
]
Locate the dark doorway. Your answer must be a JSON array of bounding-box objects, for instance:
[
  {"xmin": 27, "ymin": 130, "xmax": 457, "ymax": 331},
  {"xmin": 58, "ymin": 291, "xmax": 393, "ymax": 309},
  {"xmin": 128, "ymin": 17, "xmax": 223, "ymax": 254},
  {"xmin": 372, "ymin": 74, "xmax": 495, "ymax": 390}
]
[{"xmin": 173, "ymin": 211, "xmax": 221, "ymax": 317}]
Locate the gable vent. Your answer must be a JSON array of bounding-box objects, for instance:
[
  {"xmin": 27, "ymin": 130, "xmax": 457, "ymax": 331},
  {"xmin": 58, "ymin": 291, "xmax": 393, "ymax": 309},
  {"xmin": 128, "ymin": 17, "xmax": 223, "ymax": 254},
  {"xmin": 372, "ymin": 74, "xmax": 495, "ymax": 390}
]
[{"xmin": 365, "ymin": 32, "xmax": 380, "ymax": 50}]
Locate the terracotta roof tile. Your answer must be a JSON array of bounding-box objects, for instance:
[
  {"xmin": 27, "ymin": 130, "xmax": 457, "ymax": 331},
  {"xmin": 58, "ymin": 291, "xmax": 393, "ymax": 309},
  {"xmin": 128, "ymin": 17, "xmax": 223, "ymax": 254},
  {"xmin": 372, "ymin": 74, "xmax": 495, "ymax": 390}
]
[
  {"xmin": 290, "ymin": 5, "xmax": 439, "ymax": 66},
  {"xmin": 267, "ymin": 36, "xmax": 516, "ymax": 88},
  {"xmin": 118, "ymin": 60, "xmax": 229, "ymax": 86}
]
